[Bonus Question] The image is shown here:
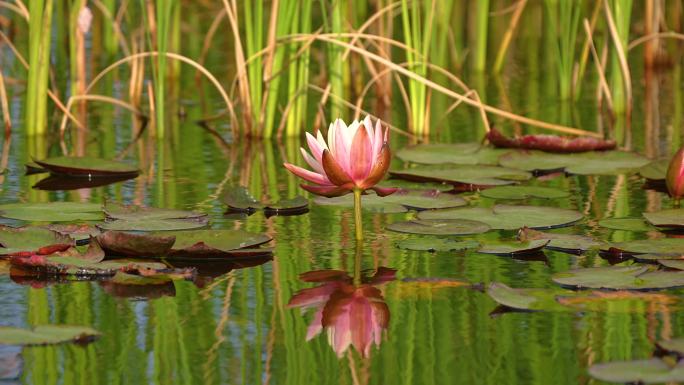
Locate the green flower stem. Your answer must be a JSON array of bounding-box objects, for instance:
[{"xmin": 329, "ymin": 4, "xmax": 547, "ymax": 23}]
[
  {"xmin": 353, "ymin": 243, "xmax": 362, "ymax": 287},
  {"xmin": 353, "ymin": 188, "xmax": 363, "ymax": 242}
]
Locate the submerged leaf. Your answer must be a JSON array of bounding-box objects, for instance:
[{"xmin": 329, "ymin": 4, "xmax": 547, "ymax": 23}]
[
  {"xmin": 418, "ymin": 205, "xmax": 583, "ymax": 230},
  {"xmin": 0, "ymin": 325, "xmax": 100, "ymax": 346}
]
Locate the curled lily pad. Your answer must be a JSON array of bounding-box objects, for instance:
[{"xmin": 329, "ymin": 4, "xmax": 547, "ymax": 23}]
[
  {"xmin": 98, "ymin": 218, "xmax": 208, "ymax": 231},
  {"xmin": 163, "ymin": 230, "xmax": 272, "ymax": 260},
  {"xmin": 0, "ymin": 325, "xmax": 100, "ymax": 346},
  {"xmin": 34, "ymin": 156, "xmax": 139, "ymax": 177},
  {"xmin": 657, "ymin": 339, "xmax": 684, "ymax": 356},
  {"xmin": 314, "ymin": 189, "xmax": 466, "ymax": 213},
  {"xmin": 104, "ymin": 202, "xmax": 206, "ymax": 221},
  {"xmin": 639, "ymin": 159, "xmax": 669, "ymax": 181},
  {"xmin": 96, "ymin": 231, "xmax": 176, "ymax": 257},
  {"xmin": 0, "ymin": 225, "xmax": 75, "ymax": 256},
  {"xmin": 486, "ymin": 127, "xmax": 617, "ymax": 152},
  {"xmin": 644, "ymin": 209, "xmax": 684, "ymax": 229},
  {"xmin": 486, "ymin": 282, "xmax": 574, "ymax": 312},
  {"xmin": 498, "ymin": 150, "xmax": 650, "ymax": 175},
  {"xmin": 479, "ymin": 186, "xmax": 569, "ymax": 200},
  {"xmin": 518, "ymin": 227, "xmax": 603, "ymax": 253},
  {"xmin": 387, "ymin": 219, "xmax": 490, "ymax": 235},
  {"xmin": 395, "ymin": 238, "xmax": 480, "ymax": 252},
  {"xmin": 599, "ymin": 217, "xmax": 654, "ymax": 232},
  {"xmin": 396, "ymin": 143, "xmax": 505, "ymax": 165},
  {"xmin": 552, "ymin": 265, "xmax": 684, "ymax": 290},
  {"xmin": 389, "ymin": 165, "xmax": 531, "ymax": 188},
  {"xmin": 0, "ymin": 202, "xmax": 103, "ymax": 222},
  {"xmin": 418, "ymin": 205, "xmax": 583, "ymax": 230},
  {"xmin": 477, "ymin": 239, "xmax": 549, "ymax": 255},
  {"xmin": 589, "ymin": 359, "xmax": 684, "ymax": 384},
  {"xmin": 222, "ymin": 186, "xmax": 308, "ymax": 215},
  {"xmin": 603, "ymin": 238, "xmax": 684, "ymax": 255}
]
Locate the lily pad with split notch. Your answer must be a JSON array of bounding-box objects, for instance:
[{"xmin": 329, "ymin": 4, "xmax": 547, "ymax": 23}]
[
  {"xmin": 0, "ymin": 325, "xmax": 100, "ymax": 346},
  {"xmin": 162, "ymin": 229, "xmax": 272, "ymax": 260},
  {"xmin": 478, "ymin": 239, "xmax": 549, "ymax": 255},
  {"xmin": 395, "ymin": 238, "xmax": 480, "ymax": 252},
  {"xmin": 387, "ymin": 219, "xmax": 490, "ymax": 235},
  {"xmin": 396, "ymin": 143, "xmax": 505, "ymax": 165},
  {"xmin": 222, "ymin": 186, "xmax": 308, "ymax": 215},
  {"xmin": 480, "ymin": 185, "xmax": 570, "ymax": 200},
  {"xmin": 603, "ymin": 238, "xmax": 684, "ymax": 255},
  {"xmin": 486, "ymin": 282, "xmax": 574, "ymax": 312},
  {"xmin": 0, "ymin": 202, "xmax": 104, "ymax": 222},
  {"xmin": 552, "ymin": 265, "xmax": 684, "ymax": 290},
  {"xmin": 33, "ymin": 156, "xmax": 139, "ymax": 178},
  {"xmin": 389, "ymin": 165, "xmax": 531, "ymax": 188},
  {"xmin": 639, "ymin": 159, "xmax": 669, "ymax": 181},
  {"xmin": 0, "ymin": 225, "xmax": 75, "ymax": 255},
  {"xmin": 599, "ymin": 217, "xmax": 654, "ymax": 232},
  {"xmin": 589, "ymin": 359, "xmax": 684, "ymax": 384},
  {"xmin": 644, "ymin": 209, "xmax": 684, "ymax": 230},
  {"xmin": 418, "ymin": 205, "xmax": 583, "ymax": 230},
  {"xmin": 498, "ymin": 150, "xmax": 650, "ymax": 175},
  {"xmin": 518, "ymin": 227, "xmax": 603, "ymax": 253}
]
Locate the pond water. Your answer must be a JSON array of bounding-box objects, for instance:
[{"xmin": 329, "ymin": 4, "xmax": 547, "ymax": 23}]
[{"xmin": 1, "ymin": 38, "xmax": 684, "ymax": 385}]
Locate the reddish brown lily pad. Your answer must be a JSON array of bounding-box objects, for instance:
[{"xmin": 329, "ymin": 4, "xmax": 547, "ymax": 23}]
[
  {"xmin": 33, "ymin": 156, "xmax": 139, "ymax": 178},
  {"xmin": 96, "ymin": 231, "xmax": 176, "ymax": 257},
  {"xmin": 0, "ymin": 225, "xmax": 75, "ymax": 256},
  {"xmin": 486, "ymin": 127, "xmax": 616, "ymax": 152}
]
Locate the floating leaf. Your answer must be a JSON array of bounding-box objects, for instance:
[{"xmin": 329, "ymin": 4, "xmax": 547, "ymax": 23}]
[
  {"xmin": 0, "ymin": 325, "xmax": 100, "ymax": 346},
  {"xmin": 418, "ymin": 205, "xmax": 583, "ymax": 230},
  {"xmin": 389, "ymin": 165, "xmax": 531, "ymax": 188},
  {"xmin": 376, "ymin": 179, "xmax": 451, "ymax": 191},
  {"xmin": 552, "ymin": 265, "xmax": 684, "ymax": 290},
  {"xmin": 10, "ymin": 253, "xmax": 168, "ymax": 277},
  {"xmin": 98, "ymin": 218, "xmax": 208, "ymax": 231},
  {"xmin": 44, "ymin": 224, "xmax": 100, "ymax": 243},
  {"xmin": 164, "ymin": 230, "xmax": 272, "ymax": 260},
  {"xmin": 395, "ymin": 238, "xmax": 480, "ymax": 252},
  {"xmin": 486, "ymin": 282, "xmax": 573, "ymax": 311},
  {"xmin": 222, "ymin": 186, "xmax": 308, "ymax": 215},
  {"xmin": 478, "ymin": 239, "xmax": 549, "ymax": 255},
  {"xmin": 109, "ymin": 269, "xmax": 194, "ymax": 286},
  {"xmin": 0, "ymin": 202, "xmax": 103, "ymax": 222},
  {"xmin": 599, "ymin": 217, "xmax": 654, "ymax": 232},
  {"xmin": 604, "ymin": 238, "xmax": 684, "ymax": 255},
  {"xmin": 498, "ymin": 150, "xmax": 650, "ymax": 175},
  {"xmin": 396, "ymin": 143, "xmax": 505, "ymax": 165},
  {"xmin": 314, "ymin": 189, "xmax": 466, "ymax": 213},
  {"xmin": 104, "ymin": 202, "xmax": 206, "ymax": 221},
  {"xmin": 659, "ymin": 260, "xmax": 684, "ymax": 270},
  {"xmin": 557, "ymin": 291, "xmax": 683, "ymax": 312},
  {"xmin": 486, "ymin": 127, "xmax": 616, "ymax": 152},
  {"xmin": 518, "ymin": 227, "xmax": 603, "ymax": 253},
  {"xmin": 639, "ymin": 159, "xmax": 669, "ymax": 181},
  {"xmin": 480, "ymin": 185, "xmax": 569, "ymax": 200},
  {"xmin": 657, "ymin": 339, "xmax": 684, "ymax": 356},
  {"xmin": 0, "ymin": 225, "xmax": 75, "ymax": 255},
  {"xmin": 33, "ymin": 174, "xmax": 137, "ymax": 191},
  {"xmin": 96, "ymin": 231, "xmax": 176, "ymax": 257},
  {"xmin": 644, "ymin": 209, "xmax": 684, "ymax": 229},
  {"xmin": 387, "ymin": 219, "xmax": 490, "ymax": 235},
  {"xmin": 34, "ymin": 156, "xmax": 139, "ymax": 177},
  {"xmin": 589, "ymin": 359, "xmax": 684, "ymax": 384}
]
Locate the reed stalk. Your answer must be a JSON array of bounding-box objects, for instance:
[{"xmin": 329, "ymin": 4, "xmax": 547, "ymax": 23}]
[
  {"xmin": 153, "ymin": 0, "xmax": 176, "ymax": 138},
  {"xmin": 543, "ymin": 0, "xmax": 582, "ymax": 99},
  {"xmin": 25, "ymin": 0, "xmax": 54, "ymax": 136},
  {"xmin": 606, "ymin": 0, "xmax": 632, "ymax": 116},
  {"xmin": 471, "ymin": 0, "xmax": 490, "ymax": 72}
]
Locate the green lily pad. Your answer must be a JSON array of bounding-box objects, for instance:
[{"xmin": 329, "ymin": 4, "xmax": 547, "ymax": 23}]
[
  {"xmin": 222, "ymin": 186, "xmax": 308, "ymax": 215},
  {"xmin": 98, "ymin": 218, "xmax": 208, "ymax": 231},
  {"xmin": 389, "ymin": 165, "xmax": 531, "ymax": 187},
  {"xmin": 644, "ymin": 209, "xmax": 684, "ymax": 229},
  {"xmin": 659, "ymin": 260, "xmax": 684, "ymax": 270},
  {"xmin": 11, "ymin": 252, "xmax": 168, "ymax": 276},
  {"xmin": 395, "ymin": 238, "xmax": 480, "ymax": 252},
  {"xmin": 418, "ymin": 205, "xmax": 583, "ymax": 230},
  {"xmin": 599, "ymin": 217, "xmax": 654, "ymax": 232},
  {"xmin": 0, "ymin": 325, "xmax": 100, "ymax": 346},
  {"xmin": 556, "ymin": 291, "xmax": 684, "ymax": 312},
  {"xmin": 96, "ymin": 231, "xmax": 176, "ymax": 257},
  {"xmin": 396, "ymin": 143, "xmax": 505, "ymax": 165},
  {"xmin": 632, "ymin": 253, "xmax": 684, "ymax": 262},
  {"xmin": 552, "ymin": 265, "xmax": 684, "ymax": 290},
  {"xmin": 639, "ymin": 159, "xmax": 669, "ymax": 180},
  {"xmin": 486, "ymin": 282, "xmax": 573, "ymax": 311},
  {"xmin": 604, "ymin": 238, "xmax": 684, "ymax": 255},
  {"xmin": 109, "ymin": 269, "xmax": 194, "ymax": 285},
  {"xmin": 518, "ymin": 227, "xmax": 603, "ymax": 253},
  {"xmin": 163, "ymin": 229, "xmax": 272, "ymax": 260},
  {"xmin": 387, "ymin": 219, "xmax": 490, "ymax": 235},
  {"xmin": 0, "ymin": 225, "xmax": 75, "ymax": 255},
  {"xmin": 589, "ymin": 359, "xmax": 684, "ymax": 384},
  {"xmin": 0, "ymin": 202, "xmax": 104, "ymax": 222},
  {"xmin": 480, "ymin": 186, "xmax": 570, "ymax": 200},
  {"xmin": 657, "ymin": 339, "xmax": 684, "ymax": 355},
  {"xmin": 314, "ymin": 189, "xmax": 466, "ymax": 213},
  {"xmin": 498, "ymin": 150, "xmax": 650, "ymax": 175},
  {"xmin": 34, "ymin": 156, "xmax": 139, "ymax": 177},
  {"xmin": 478, "ymin": 239, "xmax": 549, "ymax": 255},
  {"xmin": 44, "ymin": 224, "xmax": 101, "ymax": 242},
  {"xmin": 104, "ymin": 202, "xmax": 206, "ymax": 221},
  {"xmin": 376, "ymin": 179, "xmax": 452, "ymax": 192}
]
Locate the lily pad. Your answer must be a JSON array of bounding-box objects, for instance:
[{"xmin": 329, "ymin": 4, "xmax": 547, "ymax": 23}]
[
  {"xmin": 657, "ymin": 339, "xmax": 684, "ymax": 356},
  {"xmin": 33, "ymin": 174, "xmax": 137, "ymax": 191},
  {"xmin": 478, "ymin": 239, "xmax": 549, "ymax": 255},
  {"xmin": 557, "ymin": 290, "xmax": 684, "ymax": 312},
  {"xmin": 552, "ymin": 265, "xmax": 684, "ymax": 290},
  {"xmin": 395, "ymin": 238, "xmax": 480, "ymax": 252},
  {"xmin": 632, "ymin": 253, "xmax": 684, "ymax": 262},
  {"xmin": 164, "ymin": 230, "xmax": 272, "ymax": 260},
  {"xmin": 11, "ymin": 253, "xmax": 168, "ymax": 277},
  {"xmin": 44, "ymin": 224, "xmax": 101, "ymax": 243},
  {"xmin": 34, "ymin": 156, "xmax": 139, "ymax": 177},
  {"xmin": 599, "ymin": 217, "xmax": 654, "ymax": 232},
  {"xmin": 0, "ymin": 202, "xmax": 104, "ymax": 222},
  {"xmin": 0, "ymin": 226, "xmax": 75, "ymax": 255},
  {"xmin": 498, "ymin": 150, "xmax": 650, "ymax": 175},
  {"xmin": 418, "ymin": 205, "xmax": 583, "ymax": 230},
  {"xmin": 486, "ymin": 282, "xmax": 572, "ymax": 311},
  {"xmin": 589, "ymin": 358, "xmax": 684, "ymax": 384},
  {"xmin": 644, "ymin": 209, "xmax": 684, "ymax": 229},
  {"xmin": 389, "ymin": 165, "xmax": 531, "ymax": 187},
  {"xmin": 395, "ymin": 143, "xmax": 505, "ymax": 165},
  {"xmin": 104, "ymin": 202, "xmax": 206, "ymax": 221},
  {"xmin": 658, "ymin": 260, "xmax": 684, "ymax": 270},
  {"xmin": 518, "ymin": 227, "xmax": 603, "ymax": 253},
  {"xmin": 109, "ymin": 269, "xmax": 195, "ymax": 285},
  {"xmin": 222, "ymin": 186, "xmax": 308, "ymax": 215},
  {"xmin": 386, "ymin": 219, "xmax": 490, "ymax": 235},
  {"xmin": 0, "ymin": 325, "xmax": 100, "ymax": 346},
  {"xmin": 314, "ymin": 189, "xmax": 466, "ymax": 213},
  {"xmin": 96, "ymin": 231, "xmax": 176, "ymax": 257},
  {"xmin": 603, "ymin": 238, "xmax": 684, "ymax": 255},
  {"xmin": 479, "ymin": 186, "xmax": 570, "ymax": 200},
  {"xmin": 639, "ymin": 159, "xmax": 669, "ymax": 181},
  {"xmin": 98, "ymin": 218, "xmax": 208, "ymax": 231}
]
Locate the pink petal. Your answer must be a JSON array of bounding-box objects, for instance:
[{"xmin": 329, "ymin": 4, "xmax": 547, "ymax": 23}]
[
  {"xmin": 306, "ymin": 308, "xmax": 324, "ymax": 341},
  {"xmin": 359, "ymin": 144, "xmax": 392, "ymax": 189},
  {"xmin": 372, "ymin": 119, "xmax": 384, "ymax": 161},
  {"xmin": 322, "ymin": 150, "xmax": 354, "ymax": 186},
  {"xmin": 305, "ymin": 132, "xmax": 325, "ymax": 164},
  {"xmin": 301, "ymin": 148, "xmax": 324, "ymax": 175},
  {"xmin": 334, "ymin": 119, "xmax": 351, "ymax": 173},
  {"xmin": 370, "ymin": 186, "xmax": 398, "ymax": 197},
  {"xmin": 283, "ymin": 163, "xmax": 331, "ymax": 185},
  {"xmin": 350, "ymin": 123, "xmax": 373, "ymax": 183}
]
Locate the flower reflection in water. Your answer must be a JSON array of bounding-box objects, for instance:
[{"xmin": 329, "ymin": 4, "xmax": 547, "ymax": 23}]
[{"xmin": 287, "ymin": 267, "xmax": 395, "ymax": 357}]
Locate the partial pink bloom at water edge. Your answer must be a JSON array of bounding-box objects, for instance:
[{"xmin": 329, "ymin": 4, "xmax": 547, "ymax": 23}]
[
  {"xmin": 667, "ymin": 147, "xmax": 684, "ymax": 201},
  {"xmin": 283, "ymin": 116, "xmax": 397, "ymax": 197}
]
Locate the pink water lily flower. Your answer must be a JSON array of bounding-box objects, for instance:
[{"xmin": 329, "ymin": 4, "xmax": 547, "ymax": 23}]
[
  {"xmin": 284, "ymin": 116, "xmax": 397, "ymax": 197},
  {"xmin": 667, "ymin": 147, "xmax": 684, "ymax": 202}
]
